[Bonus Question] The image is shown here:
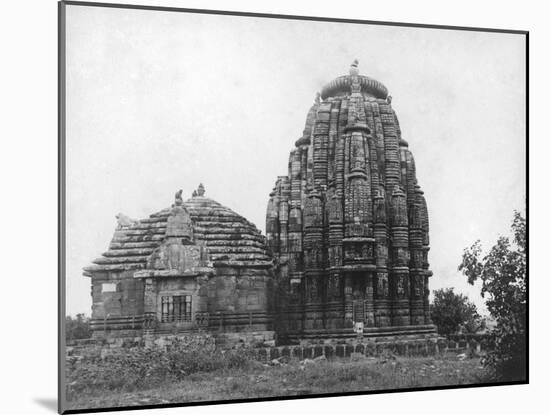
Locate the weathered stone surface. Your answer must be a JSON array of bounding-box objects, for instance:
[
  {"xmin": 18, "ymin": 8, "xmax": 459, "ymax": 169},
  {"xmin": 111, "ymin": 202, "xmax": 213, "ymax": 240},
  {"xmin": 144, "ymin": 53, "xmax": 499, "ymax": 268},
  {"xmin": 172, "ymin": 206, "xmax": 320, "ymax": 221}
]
[
  {"xmin": 85, "ymin": 185, "xmax": 272, "ymax": 274},
  {"xmin": 267, "ymin": 61, "xmax": 435, "ymax": 341},
  {"xmin": 82, "ymin": 61, "xmax": 437, "ymax": 348},
  {"xmin": 84, "ymin": 185, "xmax": 275, "ymax": 340}
]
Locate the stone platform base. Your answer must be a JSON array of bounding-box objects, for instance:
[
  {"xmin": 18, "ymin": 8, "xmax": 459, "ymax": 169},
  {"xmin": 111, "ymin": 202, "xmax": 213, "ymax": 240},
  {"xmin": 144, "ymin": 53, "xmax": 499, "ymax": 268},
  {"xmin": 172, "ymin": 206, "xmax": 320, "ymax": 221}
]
[
  {"xmin": 70, "ymin": 329, "xmax": 276, "ymax": 356},
  {"xmin": 283, "ymin": 324, "xmax": 438, "ymax": 346},
  {"xmin": 66, "ymin": 332, "xmax": 489, "ymax": 365},
  {"xmin": 255, "ymin": 334, "xmax": 487, "ymax": 363}
]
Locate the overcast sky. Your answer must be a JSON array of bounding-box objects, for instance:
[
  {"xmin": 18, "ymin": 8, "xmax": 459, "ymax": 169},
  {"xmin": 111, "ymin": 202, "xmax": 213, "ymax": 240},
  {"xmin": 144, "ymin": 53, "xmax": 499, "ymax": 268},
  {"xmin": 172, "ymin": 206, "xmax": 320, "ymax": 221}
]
[{"xmin": 65, "ymin": 5, "xmax": 526, "ymax": 316}]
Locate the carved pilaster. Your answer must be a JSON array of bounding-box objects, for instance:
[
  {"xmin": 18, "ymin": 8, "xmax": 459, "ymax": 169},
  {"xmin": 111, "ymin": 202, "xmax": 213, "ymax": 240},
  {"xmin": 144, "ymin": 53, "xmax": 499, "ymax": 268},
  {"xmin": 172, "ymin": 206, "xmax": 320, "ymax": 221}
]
[
  {"xmin": 143, "ymin": 278, "xmax": 157, "ymax": 329},
  {"xmin": 390, "ymin": 186, "xmax": 410, "ymax": 326},
  {"xmin": 409, "ymin": 184, "xmax": 425, "ymax": 325},
  {"xmin": 344, "ymin": 273, "xmax": 353, "ymax": 328},
  {"xmin": 373, "ymin": 189, "xmax": 390, "ymax": 326}
]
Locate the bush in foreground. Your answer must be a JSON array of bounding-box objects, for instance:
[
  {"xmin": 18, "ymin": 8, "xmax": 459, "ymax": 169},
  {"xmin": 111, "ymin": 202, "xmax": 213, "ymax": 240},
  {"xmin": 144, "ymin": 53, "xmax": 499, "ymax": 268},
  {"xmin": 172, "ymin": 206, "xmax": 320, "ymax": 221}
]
[
  {"xmin": 67, "ymin": 354, "xmax": 492, "ymax": 409},
  {"xmin": 66, "ymin": 339, "xmax": 254, "ymax": 399},
  {"xmin": 66, "ymin": 314, "xmax": 91, "ymax": 341},
  {"xmin": 459, "ymin": 211, "xmax": 526, "ymax": 381},
  {"xmin": 431, "ymin": 288, "xmax": 482, "ymax": 336}
]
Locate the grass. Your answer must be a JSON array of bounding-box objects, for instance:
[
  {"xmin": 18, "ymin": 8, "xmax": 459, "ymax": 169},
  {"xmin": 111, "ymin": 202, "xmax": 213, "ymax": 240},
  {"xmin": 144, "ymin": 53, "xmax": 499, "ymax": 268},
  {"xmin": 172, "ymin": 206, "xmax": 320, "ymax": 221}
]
[{"xmin": 66, "ymin": 353, "xmax": 492, "ymax": 410}]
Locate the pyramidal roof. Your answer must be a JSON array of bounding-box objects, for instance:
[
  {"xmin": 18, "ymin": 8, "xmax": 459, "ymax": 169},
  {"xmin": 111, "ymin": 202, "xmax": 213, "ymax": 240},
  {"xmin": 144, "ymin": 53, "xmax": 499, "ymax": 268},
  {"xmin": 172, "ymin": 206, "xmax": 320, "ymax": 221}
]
[{"xmin": 84, "ymin": 185, "xmax": 272, "ymax": 276}]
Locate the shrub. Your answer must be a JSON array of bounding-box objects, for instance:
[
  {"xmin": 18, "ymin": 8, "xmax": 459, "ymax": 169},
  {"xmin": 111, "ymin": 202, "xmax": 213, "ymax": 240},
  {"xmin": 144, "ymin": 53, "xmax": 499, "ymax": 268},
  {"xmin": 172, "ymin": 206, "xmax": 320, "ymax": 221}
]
[
  {"xmin": 431, "ymin": 288, "xmax": 481, "ymax": 336},
  {"xmin": 459, "ymin": 211, "xmax": 526, "ymax": 381},
  {"xmin": 66, "ymin": 314, "xmax": 91, "ymax": 340},
  {"xmin": 66, "ymin": 339, "xmax": 255, "ymax": 400}
]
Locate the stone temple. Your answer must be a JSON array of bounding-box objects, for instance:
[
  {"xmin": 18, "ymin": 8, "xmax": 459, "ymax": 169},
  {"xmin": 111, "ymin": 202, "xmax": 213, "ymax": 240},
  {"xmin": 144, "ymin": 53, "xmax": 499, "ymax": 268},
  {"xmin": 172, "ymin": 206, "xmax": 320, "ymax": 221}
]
[
  {"xmin": 266, "ymin": 60, "xmax": 436, "ymax": 343},
  {"xmin": 84, "ymin": 185, "xmax": 276, "ymax": 345},
  {"xmin": 83, "ymin": 61, "xmax": 436, "ymax": 346}
]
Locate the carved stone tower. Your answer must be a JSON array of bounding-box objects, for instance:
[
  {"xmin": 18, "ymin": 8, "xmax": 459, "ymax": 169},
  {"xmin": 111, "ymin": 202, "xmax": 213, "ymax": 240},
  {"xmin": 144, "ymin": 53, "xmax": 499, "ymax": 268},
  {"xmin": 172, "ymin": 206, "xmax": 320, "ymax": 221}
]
[{"xmin": 266, "ymin": 61, "xmax": 435, "ymax": 342}]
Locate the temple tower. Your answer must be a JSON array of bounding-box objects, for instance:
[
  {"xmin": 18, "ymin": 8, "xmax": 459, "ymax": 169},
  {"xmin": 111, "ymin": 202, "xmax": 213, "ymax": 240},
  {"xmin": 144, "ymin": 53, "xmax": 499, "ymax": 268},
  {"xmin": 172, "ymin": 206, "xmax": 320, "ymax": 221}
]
[{"xmin": 267, "ymin": 61, "xmax": 436, "ymax": 342}]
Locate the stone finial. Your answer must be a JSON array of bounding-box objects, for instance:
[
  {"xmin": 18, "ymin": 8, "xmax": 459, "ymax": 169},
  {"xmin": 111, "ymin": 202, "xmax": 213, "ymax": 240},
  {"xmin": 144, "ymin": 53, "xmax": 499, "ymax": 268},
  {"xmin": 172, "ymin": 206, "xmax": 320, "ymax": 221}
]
[
  {"xmin": 174, "ymin": 189, "xmax": 183, "ymax": 206},
  {"xmin": 387, "ymin": 95, "xmax": 392, "ymax": 104},
  {"xmin": 197, "ymin": 183, "xmax": 205, "ymax": 197},
  {"xmin": 167, "ymin": 189, "xmax": 193, "ymax": 242},
  {"xmin": 314, "ymin": 92, "xmax": 321, "ymax": 105},
  {"xmin": 192, "ymin": 190, "xmax": 198, "ymax": 197},
  {"xmin": 349, "ymin": 59, "xmax": 359, "ymax": 76}
]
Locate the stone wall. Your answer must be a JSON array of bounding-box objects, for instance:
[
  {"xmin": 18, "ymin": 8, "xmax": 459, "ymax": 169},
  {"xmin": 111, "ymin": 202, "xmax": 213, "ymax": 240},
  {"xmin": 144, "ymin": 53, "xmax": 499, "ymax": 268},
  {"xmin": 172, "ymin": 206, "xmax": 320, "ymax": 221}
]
[
  {"xmin": 84, "ymin": 191, "xmax": 276, "ymax": 338},
  {"xmin": 66, "ymin": 333, "xmax": 216, "ymax": 359},
  {"xmin": 255, "ymin": 336, "xmax": 490, "ymax": 362},
  {"xmin": 89, "ymin": 271, "xmax": 145, "ymax": 331},
  {"xmin": 66, "ymin": 333, "xmax": 491, "ymax": 363}
]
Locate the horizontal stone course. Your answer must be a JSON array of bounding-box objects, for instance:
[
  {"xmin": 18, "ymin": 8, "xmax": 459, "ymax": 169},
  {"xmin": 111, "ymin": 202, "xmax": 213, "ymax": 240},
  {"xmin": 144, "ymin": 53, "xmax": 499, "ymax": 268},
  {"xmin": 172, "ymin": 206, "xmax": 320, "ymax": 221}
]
[{"xmin": 254, "ymin": 335, "xmax": 490, "ymax": 362}]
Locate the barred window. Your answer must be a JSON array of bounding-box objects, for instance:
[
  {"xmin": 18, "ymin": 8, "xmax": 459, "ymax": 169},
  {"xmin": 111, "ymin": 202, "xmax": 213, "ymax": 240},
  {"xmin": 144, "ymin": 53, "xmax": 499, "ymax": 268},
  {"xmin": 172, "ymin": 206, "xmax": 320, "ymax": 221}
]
[{"xmin": 161, "ymin": 295, "xmax": 192, "ymax": 322}]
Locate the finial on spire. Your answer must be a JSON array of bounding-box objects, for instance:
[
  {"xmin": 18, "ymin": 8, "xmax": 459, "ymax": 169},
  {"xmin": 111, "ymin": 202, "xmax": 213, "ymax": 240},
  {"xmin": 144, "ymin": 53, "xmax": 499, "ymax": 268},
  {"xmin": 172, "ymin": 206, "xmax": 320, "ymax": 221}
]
[
  {"xmin": 349, "ymin": 59, "xmax": 359, "ymax": 76},
  {"xmin": 197, "ymin": 183, "xmax": 205, "ymax": 197}
]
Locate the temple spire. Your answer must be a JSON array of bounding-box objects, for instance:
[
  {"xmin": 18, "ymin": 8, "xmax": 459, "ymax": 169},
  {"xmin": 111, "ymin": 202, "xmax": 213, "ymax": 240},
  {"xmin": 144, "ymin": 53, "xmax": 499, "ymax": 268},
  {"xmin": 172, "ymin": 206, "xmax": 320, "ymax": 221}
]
[{"xmin": 267, "ymin": 61, "xmax": 434, "ymax": 336}]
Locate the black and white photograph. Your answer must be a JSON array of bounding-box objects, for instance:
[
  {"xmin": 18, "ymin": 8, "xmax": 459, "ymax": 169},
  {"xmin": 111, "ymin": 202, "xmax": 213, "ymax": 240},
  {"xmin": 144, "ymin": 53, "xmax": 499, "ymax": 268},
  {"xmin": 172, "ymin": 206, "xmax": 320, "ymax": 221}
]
[{"xmin": 56, "ymin": 0, "xmax": 528, "ymax": 413}]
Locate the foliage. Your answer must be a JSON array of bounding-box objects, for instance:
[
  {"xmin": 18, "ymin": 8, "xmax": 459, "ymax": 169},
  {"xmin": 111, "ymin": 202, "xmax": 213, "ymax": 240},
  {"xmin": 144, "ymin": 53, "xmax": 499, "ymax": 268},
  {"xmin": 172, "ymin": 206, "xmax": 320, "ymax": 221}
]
[
  {"xmin": 66, "ymin": 314, "xmax": 92, "ymax": 341},
  {"xmin": 67, "ymin": 355, "xmax": 491, "ymax": 409},
  {"xmin": 431, "ymin": 288, "xmax": 482, "ymax": 336},
  {"xmin": 458, "ymin": 211, "xmax": 526, "ymax": 381},
  {"xmin": 66, "ymin": 339, "xmax": 254, "ymax": 400}
]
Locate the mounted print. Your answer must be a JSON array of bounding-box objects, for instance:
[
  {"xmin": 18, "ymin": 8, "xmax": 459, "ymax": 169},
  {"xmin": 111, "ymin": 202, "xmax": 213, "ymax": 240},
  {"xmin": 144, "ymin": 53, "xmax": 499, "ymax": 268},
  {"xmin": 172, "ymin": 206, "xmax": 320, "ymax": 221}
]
[{"xmin": 59, "ymin": 1, "xmax": 528, "ymax": 413}]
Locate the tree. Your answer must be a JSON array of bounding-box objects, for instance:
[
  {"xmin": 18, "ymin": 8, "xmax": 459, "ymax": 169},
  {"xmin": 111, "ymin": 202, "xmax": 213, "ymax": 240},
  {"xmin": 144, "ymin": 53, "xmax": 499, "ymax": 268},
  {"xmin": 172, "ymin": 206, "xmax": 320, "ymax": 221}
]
[
  {"xmin": 431, "ymin": 288, "xmax": 481, "ymax": 336},
  {"xmin": 66, "ymin": 313, "xmax": 92, "ymax": 341},
  {"xmin": 459, "ymin": 211, "xmax": 526, "ymax": 381}
]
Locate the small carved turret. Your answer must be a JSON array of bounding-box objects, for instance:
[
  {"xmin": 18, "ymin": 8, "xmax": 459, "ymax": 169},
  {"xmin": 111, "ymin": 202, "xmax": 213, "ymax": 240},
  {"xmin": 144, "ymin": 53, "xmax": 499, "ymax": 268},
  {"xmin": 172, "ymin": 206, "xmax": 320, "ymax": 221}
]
[
  {"xmin": 408, "ymin": 184, "xmax": 426, "ymax": 325},
  {"xmin": 373, "ymin": 188, "xmax": 390, "ymax": 326},
  {"xmin": 389, "ymin": 185, "xmax": 410, "ymax": 326}
]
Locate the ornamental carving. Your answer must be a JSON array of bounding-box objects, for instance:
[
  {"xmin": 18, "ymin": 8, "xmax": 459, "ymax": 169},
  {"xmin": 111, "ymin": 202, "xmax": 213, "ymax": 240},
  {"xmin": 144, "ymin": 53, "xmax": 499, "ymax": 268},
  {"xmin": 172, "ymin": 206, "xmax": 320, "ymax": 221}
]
[{"xmin": 265, "ymin": 61, "xmax": 434, "ymax": 334}]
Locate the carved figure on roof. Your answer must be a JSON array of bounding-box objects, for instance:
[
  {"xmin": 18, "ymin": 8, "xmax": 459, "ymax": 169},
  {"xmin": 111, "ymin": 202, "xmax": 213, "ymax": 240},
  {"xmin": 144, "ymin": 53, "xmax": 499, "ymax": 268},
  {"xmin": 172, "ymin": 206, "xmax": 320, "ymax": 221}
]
[
  {"xmin": 174, "ymin": 189, "xmax": 183, "ymax": 205},
  {"xmin": 197, "ymin": 183, "xmax": 205, "ymax": 197},
  {"xmin": 115, "ymin": 213, "xmax": 137, "ymax": 228}
]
